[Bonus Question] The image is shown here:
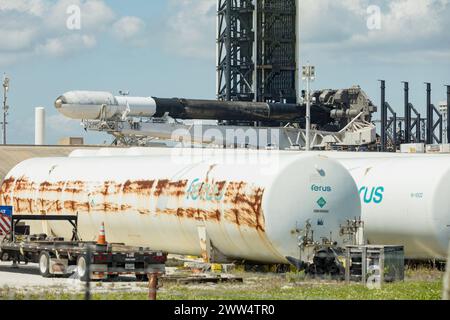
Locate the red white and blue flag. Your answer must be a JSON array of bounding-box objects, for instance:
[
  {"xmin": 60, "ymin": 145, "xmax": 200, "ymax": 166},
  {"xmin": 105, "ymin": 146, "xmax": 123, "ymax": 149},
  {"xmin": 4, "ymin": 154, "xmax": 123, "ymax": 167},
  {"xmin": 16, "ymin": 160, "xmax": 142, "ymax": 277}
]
[{"xmin": 0, "ymin": 206, "xmax": 12, "ymax": 236}]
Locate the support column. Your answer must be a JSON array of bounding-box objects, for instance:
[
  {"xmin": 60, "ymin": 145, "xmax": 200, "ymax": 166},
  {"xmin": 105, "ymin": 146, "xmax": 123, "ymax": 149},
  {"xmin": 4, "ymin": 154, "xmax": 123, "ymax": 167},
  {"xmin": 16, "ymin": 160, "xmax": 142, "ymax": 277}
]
[
  {"xmin": 446, "ymin": 85, "xmax": 450, "ymax": 144},
  {"xmin": 426, "ymin": 83, "xmax": 432, "ymax": 144},
  {"xmin": 380, "ymin": 80, "xmax": 386, "ymax": 151},
  {"xmin": 403, "ymin": 82, "xmax": 410, "ymax": 143}
]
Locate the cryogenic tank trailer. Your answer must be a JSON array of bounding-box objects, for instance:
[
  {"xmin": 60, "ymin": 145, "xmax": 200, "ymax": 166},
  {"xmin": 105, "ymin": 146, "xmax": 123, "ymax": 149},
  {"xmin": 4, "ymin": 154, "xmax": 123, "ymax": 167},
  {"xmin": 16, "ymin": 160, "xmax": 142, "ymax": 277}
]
[
  {"xmin": 331, "ymin": 154, "xmax": 450, "ymax": 260},
  {"xmin": 64, "ymin": 148, "xmax": 450, "ymax": 261},
  {"xmin": 0, "ymin": 151, "xmax": 362, "ymax": 274}
]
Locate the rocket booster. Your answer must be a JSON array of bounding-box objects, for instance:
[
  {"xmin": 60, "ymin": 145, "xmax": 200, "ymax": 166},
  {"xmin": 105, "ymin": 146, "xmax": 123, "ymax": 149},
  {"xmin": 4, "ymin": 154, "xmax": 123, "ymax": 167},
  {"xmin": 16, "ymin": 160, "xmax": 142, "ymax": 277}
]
[{"xmin": 55, "ymin": 91, "xmax": 332, "ymax": 124}]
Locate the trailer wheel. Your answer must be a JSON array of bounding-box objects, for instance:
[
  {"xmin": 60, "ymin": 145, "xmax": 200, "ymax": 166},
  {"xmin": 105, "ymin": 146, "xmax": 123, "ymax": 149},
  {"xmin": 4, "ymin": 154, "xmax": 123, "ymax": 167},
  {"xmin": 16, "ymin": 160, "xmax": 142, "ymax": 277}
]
[
  {"xmin": 77, "ymin": 256, "xmax": 89, "ymax": 282},
  {"xmin": 136, "ymin": 274, "xmax": 148, "ymax": 282},
  {"xmin": 108, "ymin": 274, "xmax": 119, "ymax": 281},
  {"xmin": 39, "ymin": 252, "xmax": 51, "ymax": 278},
  {"xmin": 1, "ymin": 252, "xmax": 9, "ymax": 262}
]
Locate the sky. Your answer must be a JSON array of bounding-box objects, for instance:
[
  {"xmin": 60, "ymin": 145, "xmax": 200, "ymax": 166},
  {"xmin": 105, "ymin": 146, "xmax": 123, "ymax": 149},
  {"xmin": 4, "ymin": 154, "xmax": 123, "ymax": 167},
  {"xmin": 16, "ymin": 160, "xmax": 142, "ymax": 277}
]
[{"xmin": 0, "ymin": 0, "xmax": 449, "ymax": 145}]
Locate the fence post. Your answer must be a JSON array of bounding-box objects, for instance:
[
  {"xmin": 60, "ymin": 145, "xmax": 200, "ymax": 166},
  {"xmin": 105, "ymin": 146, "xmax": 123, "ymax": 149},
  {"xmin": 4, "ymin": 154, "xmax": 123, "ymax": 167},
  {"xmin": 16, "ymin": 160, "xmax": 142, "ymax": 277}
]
[
  {"xmin": 85, "ymin": 245, "xmax": 92, "ymax": 301},
  {"xmin": 443, "ymin": 242, "xmax": 450, "ymax": 300},
  {"xmin": 148, "ymin": 273, "xmax": 159, "ymax": 300}
]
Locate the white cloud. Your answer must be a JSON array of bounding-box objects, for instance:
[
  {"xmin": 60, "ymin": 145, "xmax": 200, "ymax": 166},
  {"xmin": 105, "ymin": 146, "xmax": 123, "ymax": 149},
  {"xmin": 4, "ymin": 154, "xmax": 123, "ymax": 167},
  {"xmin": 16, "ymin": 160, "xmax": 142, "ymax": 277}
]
[
  {"xmin": 163, "ymin": 0, "xmax": 450, "ymax": 63},
  {"xmin": 113, "ymin": 16, "xmax": 147, "ymax": 45},
  {"xmin": 164, "ymin": 0, "xmax": 216, "ymax": 59},
  {"xmin": 47, "ymin": 114, "xmax": 84, "ymax": 135},
  {"xmin": 0, "ymin": 0, "xmax": 49, "ymax": 17},
  {"xmin": 36, "ymin": 34, "xmax": 97, "ymax": 57},
  {"xmin": 0, "ymin": 28, "xmax": 37, "ymax": 51},
  {"xmin": 0, "ymin": 0, "xmax": 143, "ymax": 66},
  {"xmin": 301, "ymin": 0, "xmax": 450, "ymax": 63}
]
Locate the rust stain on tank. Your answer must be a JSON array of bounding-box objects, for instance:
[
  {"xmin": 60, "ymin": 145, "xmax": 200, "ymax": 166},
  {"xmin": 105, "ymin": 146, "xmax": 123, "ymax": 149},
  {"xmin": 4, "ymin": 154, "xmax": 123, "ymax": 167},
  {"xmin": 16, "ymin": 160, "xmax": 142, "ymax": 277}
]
[
  {"xmin": 1, "ymin": 177, "xmax": 15, "ymax": 193},
  {"xmin": 13, "ymin": 197, "xmax": 34, "ymax": 214},
  {"xmin": 223, "ymin": 181, "xmax": 266, "ymax": 231},
  {"xmin": 6, "ymin": 176, "xmax": 38, "ymax": 214},
  {"xmin": 39, "ymin": 181, "xmax": 64, "ymax": 193},
  {"xmin": 123, "ymin": 180, "xmax": 155, "ymax": 195},
  {"xmin": 39, "ymin": 181, "xmax": 65, "ymax": 214},
  {"xmin": 89, "ymin": 181, "xmax": 124, "ymax": 213},
  {"xmin": 154, "ymin": 179, "xmax": 188, "ymax": 197},
  {"xmin": 64, "ymin": 181, "xmax": 86, "ymax": 194},
  {"xmin": 63, "ymin": 200, "xmax": 90, "ymax": 213},
  {"xmin": 63, "ymin": 180, "xmax": 89, "ymax": 214},
  {"xmin": 0, "ymin": 176, "xmax": 16, "ymax": 206},
  {"xmin": 156, "ymin": 207, "xmax": 221, "ymax": 222},
  {"xmin": 14, "ymin": 176, "xmax": 33, "ymax": 191},
  {"xmin": 3, "ymin": 175, "xmax": 266, "ymax": 232},
  {"xmin": 93, "ymin": 181, "xmax": 122, "ymax": 197}
]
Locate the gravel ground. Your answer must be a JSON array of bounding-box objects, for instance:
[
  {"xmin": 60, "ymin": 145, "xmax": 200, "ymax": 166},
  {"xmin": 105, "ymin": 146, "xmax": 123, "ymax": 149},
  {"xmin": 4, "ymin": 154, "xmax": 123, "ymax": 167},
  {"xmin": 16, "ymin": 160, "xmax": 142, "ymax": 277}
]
[
  {"xmin": 0, "ymin": 261, "xmax": 69, "ymax": 287},
  {"xmin": 0, "ymin": 261, "xmax": 149, "ymax": 298}
]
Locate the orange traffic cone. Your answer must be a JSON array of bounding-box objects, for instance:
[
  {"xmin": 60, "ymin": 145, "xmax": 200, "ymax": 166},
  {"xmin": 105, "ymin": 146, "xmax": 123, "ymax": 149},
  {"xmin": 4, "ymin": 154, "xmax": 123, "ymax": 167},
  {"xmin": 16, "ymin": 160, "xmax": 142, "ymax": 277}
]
[{"xmin": 97, "ymin": 222, "xmax": 107, "ymax": 245}]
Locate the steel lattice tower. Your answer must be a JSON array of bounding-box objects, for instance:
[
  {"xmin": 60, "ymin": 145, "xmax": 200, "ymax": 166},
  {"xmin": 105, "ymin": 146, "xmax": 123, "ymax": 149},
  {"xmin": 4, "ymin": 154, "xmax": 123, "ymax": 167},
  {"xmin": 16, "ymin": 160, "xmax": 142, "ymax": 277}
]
[{"xmin": 217, "ymin": 0, "xmax": 299, "ymax": 105}]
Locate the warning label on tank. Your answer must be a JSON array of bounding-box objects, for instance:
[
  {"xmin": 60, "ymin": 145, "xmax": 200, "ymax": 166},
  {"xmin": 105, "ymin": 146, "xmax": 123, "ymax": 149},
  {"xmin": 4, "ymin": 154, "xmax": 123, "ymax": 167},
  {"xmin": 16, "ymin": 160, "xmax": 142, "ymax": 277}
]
[
  {"xmin": 317, "ymin": 197, "xmax": 327, "ymax": 208},
  {"xmin": 314, "ymin": 197, "xmax": 329, "ymax": 214}
]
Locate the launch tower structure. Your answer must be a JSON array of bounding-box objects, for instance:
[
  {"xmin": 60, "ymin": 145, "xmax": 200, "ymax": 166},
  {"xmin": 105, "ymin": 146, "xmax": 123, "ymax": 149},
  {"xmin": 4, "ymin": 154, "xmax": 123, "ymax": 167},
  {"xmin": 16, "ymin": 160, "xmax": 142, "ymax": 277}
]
[{"xmin": 216, "ymin": 0, "xmax": 299, "ymax": 107}]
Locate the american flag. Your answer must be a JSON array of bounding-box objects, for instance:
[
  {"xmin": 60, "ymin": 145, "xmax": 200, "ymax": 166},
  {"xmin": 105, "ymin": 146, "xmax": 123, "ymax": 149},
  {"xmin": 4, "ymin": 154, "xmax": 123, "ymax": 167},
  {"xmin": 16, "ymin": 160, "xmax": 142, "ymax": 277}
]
[{"xmin": 0, "ymin": 206, "xmax": 12, "ymax": 236}]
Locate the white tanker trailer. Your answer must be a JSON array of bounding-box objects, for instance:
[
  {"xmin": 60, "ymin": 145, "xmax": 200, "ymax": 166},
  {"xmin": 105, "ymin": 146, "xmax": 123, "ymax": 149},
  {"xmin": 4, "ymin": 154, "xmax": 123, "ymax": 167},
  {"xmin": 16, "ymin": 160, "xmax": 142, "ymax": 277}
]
[
  {"xmin": 66, "ymin": 148, "xmax": 450, "ymax": 260},
  {"xmin": 0, "ymin": 151, "xmax": 361, "ymax": 267},
  {"xmin": 325, "ymin": 154, "xmax": 450, "ymax": 260}
]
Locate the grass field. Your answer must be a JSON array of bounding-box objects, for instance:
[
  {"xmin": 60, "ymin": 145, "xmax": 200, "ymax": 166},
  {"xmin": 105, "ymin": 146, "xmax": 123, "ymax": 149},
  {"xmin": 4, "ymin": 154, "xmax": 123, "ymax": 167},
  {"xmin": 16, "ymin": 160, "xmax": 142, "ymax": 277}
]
[
  {"xmin": 0, "ymin": 267, "xmax": 444, "ymax": 300},
  {"xmin": 94, "ymin": 280, "xmax": 443, "ymax": 300}
]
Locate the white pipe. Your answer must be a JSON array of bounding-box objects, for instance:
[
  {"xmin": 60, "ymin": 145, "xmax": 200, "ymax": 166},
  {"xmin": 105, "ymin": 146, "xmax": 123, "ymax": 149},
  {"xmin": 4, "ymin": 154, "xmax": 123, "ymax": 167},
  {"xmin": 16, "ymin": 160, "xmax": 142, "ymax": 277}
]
[
  {"xmin": 34, "ymin": 107, "xmax": 45, "ymax": 146},
  {"xmin": 305, "ymin": 69, "xmax": 311, "ymax": 151}
]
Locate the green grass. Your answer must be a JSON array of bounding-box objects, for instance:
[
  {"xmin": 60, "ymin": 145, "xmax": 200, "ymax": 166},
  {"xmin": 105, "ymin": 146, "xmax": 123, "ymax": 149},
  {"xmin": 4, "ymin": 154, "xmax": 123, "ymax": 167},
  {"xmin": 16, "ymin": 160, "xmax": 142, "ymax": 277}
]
[
  {"xmin": 0, "ymin": 268, "xmax": 444, "ymax": 300},
  {"xmin": 0, "ymin": 279, "xmax": 443, "ymax": 300},
  {"xmin": 100, "ymin": 280, "xmax": 443, "ymax": 300}
]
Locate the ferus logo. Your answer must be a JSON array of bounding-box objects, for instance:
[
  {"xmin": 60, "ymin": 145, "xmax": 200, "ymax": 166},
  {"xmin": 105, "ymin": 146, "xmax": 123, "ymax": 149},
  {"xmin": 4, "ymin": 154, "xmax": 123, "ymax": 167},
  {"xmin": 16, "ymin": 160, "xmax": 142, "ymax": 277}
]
[
  {"xmin": 186, "ymin": 178, "xmax": 225, "ymax": 202},
  {"xmin": 311, "ymin": 185, "xmax": 332, "ymax": 192},
  {"xmin": 359, "ymin": 186, "xmax": 384, "ymax": 204}
]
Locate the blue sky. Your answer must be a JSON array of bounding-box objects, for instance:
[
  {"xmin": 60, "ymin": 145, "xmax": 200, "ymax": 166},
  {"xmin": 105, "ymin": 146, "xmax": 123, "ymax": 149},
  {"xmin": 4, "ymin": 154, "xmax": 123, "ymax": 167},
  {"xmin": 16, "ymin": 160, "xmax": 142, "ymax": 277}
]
[{"xmin": 0, "ymin": 0, "xmax": 449, "ymax": 145}]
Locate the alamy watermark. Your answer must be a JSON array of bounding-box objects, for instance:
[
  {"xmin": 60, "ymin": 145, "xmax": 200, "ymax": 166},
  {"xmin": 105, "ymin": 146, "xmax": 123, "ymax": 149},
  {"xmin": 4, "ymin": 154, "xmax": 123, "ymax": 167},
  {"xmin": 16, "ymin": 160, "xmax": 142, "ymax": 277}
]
[
  {"xmin": 367, "ymin": 5, "xmax": 382, "ymax": 30},
  {"xmin": 168, "ymin": 124, "xmax": 283, "ymax": 176},
  {"xmin": 366, "ymin": 264, "xmax": 382, "ymax": 290},
  {"xmin": 66, "ymin": 4, "xmax": 81, "ymax": 30}
]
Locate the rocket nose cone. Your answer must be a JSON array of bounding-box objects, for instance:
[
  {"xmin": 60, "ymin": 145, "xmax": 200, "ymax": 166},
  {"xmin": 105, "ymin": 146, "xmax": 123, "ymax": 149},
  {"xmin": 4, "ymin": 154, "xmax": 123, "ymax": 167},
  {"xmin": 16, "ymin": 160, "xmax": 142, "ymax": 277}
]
[{"xmin": 54, "ymin": 97, "xmax": 64, "ymax": 109}]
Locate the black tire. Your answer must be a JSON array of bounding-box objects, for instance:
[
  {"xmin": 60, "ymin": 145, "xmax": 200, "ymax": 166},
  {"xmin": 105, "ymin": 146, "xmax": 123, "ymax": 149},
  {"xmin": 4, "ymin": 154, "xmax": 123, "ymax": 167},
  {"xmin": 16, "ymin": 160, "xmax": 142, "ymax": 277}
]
[
  {"xmin": 108, "ymin": 274, "xmax": 120, "ymax": 281},
  {"xmin": 77, "ymin": 255, "xmax": 89, "ymax": 282},
  {"xmin": 136, "ymin": 274, "xmax": 148, "ymax": 282},
  {"xmin": 39, "ymin": 251, "xmax": 51, "ymax": 278},
  {"xmin": 1, "ymin": 252, "xmax": 9, "ymax": 262}
]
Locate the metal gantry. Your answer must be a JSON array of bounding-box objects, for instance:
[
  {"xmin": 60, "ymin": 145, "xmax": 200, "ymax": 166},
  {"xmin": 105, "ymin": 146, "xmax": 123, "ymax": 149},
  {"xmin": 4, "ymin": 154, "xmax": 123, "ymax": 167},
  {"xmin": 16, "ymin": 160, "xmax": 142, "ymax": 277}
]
[
  {"xmin": 255, "ymin": 0, "xmax": 297, "ymax": 103},
  {"xmin": 217, "ymin": 0, "xmax": 298, "ymax": 106},
  {"xmin": 379, "ymin": 81, "xmax": 448, "ymax": 151},
  {"xmin": 217, "ymin": 0, "xmax": 255, "ymax": 102}
]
